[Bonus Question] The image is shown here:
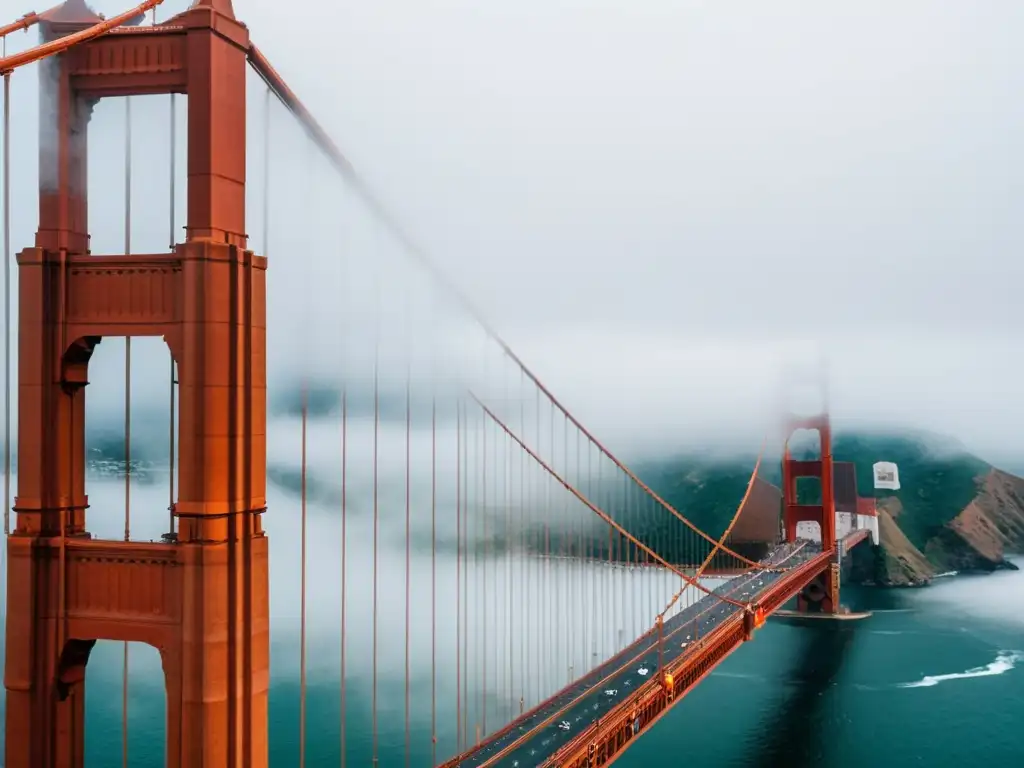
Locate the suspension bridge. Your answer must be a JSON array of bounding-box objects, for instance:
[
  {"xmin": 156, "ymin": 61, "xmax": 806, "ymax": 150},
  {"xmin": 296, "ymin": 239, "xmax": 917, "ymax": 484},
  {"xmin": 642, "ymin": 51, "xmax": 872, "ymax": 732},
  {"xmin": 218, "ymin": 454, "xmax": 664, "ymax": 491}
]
[{"xmin": 1, "ymin": 2, "xmax": 881, "ymax": 766}]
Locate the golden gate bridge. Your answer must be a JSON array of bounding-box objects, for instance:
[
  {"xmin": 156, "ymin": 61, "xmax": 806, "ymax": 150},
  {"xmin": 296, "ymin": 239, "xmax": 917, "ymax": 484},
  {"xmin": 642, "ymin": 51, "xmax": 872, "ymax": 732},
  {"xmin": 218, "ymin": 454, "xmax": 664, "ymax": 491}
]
[{"xmin": 1, "ymin": 2, "xmax": 878, "ymax": 766}]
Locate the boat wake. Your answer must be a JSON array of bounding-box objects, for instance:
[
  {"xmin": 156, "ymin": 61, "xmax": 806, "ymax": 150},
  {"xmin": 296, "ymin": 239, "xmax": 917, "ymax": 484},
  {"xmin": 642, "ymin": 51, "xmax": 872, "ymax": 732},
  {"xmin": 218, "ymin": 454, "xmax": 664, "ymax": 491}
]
[{"xmin": 899, "ymin": 650, "xmax": 1023, "ymax": 688}]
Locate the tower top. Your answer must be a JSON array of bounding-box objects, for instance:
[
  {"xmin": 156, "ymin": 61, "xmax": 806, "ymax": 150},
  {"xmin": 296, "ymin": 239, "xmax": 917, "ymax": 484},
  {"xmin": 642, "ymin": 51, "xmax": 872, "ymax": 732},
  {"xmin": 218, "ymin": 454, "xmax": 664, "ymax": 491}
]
[
  {"xmin": 192, "ymin": 0, "xmax": 236, "ymax": 20},
  {"xmin": 38, "ymin": 0, "xmax": 103, "ymax": 26}
]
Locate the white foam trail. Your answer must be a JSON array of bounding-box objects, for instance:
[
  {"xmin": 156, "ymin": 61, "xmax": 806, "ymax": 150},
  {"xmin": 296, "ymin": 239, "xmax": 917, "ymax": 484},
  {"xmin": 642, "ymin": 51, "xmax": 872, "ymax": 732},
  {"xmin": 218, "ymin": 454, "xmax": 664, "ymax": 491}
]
[
  {"xmin": 899, "ymin": 650, "xmax": 1023, "ymax": 688},
  {"xmin": 711, "ymin": 671, "xmax": 764, "ymax": 681}
]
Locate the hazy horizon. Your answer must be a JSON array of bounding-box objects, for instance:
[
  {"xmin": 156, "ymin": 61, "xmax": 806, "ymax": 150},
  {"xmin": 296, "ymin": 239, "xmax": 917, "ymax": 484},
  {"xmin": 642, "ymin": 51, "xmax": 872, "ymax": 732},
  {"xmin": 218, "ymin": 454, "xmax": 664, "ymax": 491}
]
[{"xmin": 2, "ymin": 0, "xmax": 1022, "ymax": 479}]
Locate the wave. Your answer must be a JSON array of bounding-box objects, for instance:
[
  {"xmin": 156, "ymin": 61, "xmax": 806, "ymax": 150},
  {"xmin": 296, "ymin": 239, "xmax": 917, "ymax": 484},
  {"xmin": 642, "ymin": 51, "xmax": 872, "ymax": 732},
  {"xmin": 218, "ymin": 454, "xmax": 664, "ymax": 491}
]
[
  {"xmin": 899, "ymin": 650, "xmax": 1023, "ymax": 688},
  {"xmin": 712, "ymin": 671, "xmax": 765, "ymax": 681}
]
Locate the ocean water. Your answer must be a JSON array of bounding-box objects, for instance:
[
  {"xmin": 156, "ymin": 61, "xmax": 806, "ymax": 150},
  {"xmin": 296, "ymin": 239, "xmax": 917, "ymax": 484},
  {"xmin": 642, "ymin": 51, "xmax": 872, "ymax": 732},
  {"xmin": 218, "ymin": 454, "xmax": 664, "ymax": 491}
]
[{"xmin": 1, "ymin": 470, "xmax": 1022, "ymax": 767}]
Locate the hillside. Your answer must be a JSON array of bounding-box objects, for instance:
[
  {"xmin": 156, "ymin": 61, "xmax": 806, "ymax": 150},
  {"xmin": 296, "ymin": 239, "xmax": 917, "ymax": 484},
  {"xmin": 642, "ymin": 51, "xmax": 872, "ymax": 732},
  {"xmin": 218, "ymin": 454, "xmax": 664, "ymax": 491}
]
[{"xmin": 641, "ymin": 431, "xmax": 1024, "ymax": 586}]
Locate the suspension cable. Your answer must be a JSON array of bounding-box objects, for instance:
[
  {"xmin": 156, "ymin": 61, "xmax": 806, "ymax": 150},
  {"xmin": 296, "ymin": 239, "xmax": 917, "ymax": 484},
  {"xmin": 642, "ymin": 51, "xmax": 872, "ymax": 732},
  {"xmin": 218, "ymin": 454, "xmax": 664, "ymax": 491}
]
[
  {"xmin": 0, "ymin": 1, "xmax": 167, "ymax": 74},
  {"xmin": 481, "ymin": 347, "xmax": 488, "ymax": 740},
  {"xmin": 659, "ymin": 438, "xmax": 767, "ymax": 622},
  {"xmin": 340, "ymin": 379, "xmax": 348, "ymax": 767},
  {"xmin": 404, "ymin": 325, "xmax": 412, "ymax": 768},
  {"xmin": 168, "ymin": 91, "xmax": 176, "ymax": 252},
  {"xmin": 3, "ymin": 69, "xmax": 10, "ymax": 539},
  {"xmin": 298, "ymin": 378, "xmax": 308, "ymax": 768},
  {"xmin": 430, "ymin": 377, "xmax": 437, "ymax": 767},
  {"xmin": 121, "ymin": 93, "xmax": 133, "ymax": 768},
  {"xmin": 471, "ymin": 394, "xmax": 749, "ymax": 610},
  {"xmin": 455, "ymin": 398, "xmax": 462, "ymax": 752},
  {"xmin": 337, "ymin": 157, "xmax": 348, "ymax": 768},
  {"xmin": 168, "ymin": 74, "xmax": 177, "ymax": 535},
  {"xmin": 371, "ymin": 257, "xmax": 381, "ymax": 767},
  {"xmin": 298, "ymin": 143, "xmax": 312, "ymax": 768},
  {"xmin": 247, "ymin": 45, "xmax": 767, "ymax": 571},
  {"xmin": 0, "ymin": 12, "xmax": 41, "ymax": 41}
]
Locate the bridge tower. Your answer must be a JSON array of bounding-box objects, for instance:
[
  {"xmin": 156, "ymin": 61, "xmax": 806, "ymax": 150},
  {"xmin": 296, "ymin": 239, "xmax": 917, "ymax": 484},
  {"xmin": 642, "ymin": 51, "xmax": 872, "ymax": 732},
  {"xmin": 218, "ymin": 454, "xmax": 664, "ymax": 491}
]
[
  {"xmin": 781, "ymin": 387, "xmax": 840, "ymax": 614},
  {"xmin": 4, "ymin": 1, "xmax": 269, "ymax": 766}
]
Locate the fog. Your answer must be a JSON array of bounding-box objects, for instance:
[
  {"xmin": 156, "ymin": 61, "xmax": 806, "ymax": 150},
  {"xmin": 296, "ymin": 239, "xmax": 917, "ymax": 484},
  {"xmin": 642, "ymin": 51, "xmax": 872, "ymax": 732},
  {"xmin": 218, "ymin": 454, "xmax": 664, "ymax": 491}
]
[
  {"xmin": 1, "ymin": 0, "xmax": 1023, "ymax": 468},
  {"xmin": 1, "ymin": 0, "xmax": 1023, "ymax": 758}
]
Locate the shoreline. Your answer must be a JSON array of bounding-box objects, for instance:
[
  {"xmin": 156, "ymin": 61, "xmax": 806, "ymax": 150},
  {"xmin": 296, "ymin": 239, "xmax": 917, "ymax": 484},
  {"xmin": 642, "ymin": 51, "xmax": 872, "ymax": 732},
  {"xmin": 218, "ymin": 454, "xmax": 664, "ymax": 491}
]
[{"xmin": 861, "ymin": 552, "xmax": 1022, "ymax": 589}]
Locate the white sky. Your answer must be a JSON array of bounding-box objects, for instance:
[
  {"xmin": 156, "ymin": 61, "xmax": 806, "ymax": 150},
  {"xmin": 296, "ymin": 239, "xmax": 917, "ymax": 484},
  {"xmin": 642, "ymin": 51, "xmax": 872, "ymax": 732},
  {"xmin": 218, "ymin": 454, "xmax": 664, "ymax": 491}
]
[{"xmin": 2, "ymin": 0, "xmax": 1023, "ymax": 466}]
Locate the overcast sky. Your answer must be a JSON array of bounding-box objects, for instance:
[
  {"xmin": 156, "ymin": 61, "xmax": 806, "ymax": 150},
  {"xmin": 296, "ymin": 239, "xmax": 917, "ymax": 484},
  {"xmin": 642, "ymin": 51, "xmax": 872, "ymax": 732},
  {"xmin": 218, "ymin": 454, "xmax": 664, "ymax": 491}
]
[{"xmin": 2, "ymin": 0, "xmax": 1023, "ymax": 465}]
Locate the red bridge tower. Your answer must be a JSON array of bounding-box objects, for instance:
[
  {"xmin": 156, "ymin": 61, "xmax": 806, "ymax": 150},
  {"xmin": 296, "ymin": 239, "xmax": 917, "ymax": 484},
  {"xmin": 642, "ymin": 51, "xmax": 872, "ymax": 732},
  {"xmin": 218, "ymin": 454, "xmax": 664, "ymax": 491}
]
[
  {"xmin": 4, "ymin": 1, "xmax": 269, "ymax": 765},
  {"xmin": 782, "ymin": 408, "xmax": 840, "ymax": 614}
]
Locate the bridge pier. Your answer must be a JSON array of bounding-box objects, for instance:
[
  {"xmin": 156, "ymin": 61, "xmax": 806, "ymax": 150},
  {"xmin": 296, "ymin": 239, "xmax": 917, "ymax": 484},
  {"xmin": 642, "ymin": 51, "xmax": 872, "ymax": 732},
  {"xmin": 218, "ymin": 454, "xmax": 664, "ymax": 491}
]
[{"xmin": 4, "ymin": 2, "xmax": 269, "ymax": 766}]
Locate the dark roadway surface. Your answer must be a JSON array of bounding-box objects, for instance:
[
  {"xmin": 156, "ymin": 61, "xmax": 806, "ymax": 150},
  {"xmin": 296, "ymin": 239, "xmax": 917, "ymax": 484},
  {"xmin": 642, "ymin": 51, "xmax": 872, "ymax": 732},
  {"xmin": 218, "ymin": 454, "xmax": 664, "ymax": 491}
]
[{"xmin": 454, "ymin": 542, "xmax": 819, "ymax": 768}]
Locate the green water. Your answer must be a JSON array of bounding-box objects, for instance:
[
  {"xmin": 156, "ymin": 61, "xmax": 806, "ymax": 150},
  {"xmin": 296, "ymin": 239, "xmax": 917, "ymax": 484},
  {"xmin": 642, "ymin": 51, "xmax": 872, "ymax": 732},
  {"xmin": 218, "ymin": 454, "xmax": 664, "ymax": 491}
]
[{"xmin": 21, "ymin": 563, "xmax": 1020, "ymax": 766}]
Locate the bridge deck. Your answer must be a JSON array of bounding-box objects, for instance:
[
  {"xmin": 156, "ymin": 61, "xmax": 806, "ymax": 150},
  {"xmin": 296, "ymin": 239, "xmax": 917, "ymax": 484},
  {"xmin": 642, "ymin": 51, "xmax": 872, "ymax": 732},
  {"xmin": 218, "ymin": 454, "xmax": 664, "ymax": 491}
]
[{"xmin": 448, "ymin": 541, "xmax": 822, "ymax": 768}]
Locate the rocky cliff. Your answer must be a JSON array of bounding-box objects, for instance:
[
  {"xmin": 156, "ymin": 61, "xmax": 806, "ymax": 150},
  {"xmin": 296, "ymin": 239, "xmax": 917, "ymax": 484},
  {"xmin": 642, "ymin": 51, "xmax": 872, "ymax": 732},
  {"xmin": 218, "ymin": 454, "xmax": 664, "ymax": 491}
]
[
  {"xmin": 870, "ymin": 468, "xmax": 1024, "ymax": 584},
  {"xmin": 848, "ymin": 498, "xmax": 935, "ymax": 587}
]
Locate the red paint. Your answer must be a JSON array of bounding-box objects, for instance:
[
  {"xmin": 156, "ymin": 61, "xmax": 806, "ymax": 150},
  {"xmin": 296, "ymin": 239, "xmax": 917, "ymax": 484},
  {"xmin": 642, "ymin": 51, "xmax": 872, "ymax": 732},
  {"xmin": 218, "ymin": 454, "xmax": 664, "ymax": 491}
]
[{"xmin": 4, "ymin": 2, "xmax": 268, "ymax": 765}]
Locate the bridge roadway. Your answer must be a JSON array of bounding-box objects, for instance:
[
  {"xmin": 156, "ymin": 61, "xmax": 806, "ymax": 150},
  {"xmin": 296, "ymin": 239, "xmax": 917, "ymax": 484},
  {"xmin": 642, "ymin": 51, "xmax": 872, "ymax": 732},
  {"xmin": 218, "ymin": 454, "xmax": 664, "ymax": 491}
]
[{"xmin": 450, "ymin": 541, "xmax": 819, "ymax": 768}]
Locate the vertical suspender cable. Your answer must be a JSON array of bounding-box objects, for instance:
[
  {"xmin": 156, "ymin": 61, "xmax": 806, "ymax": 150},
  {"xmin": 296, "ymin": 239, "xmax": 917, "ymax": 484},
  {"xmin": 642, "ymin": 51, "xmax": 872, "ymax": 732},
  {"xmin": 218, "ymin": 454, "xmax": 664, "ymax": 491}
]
[
  {"xmin": 298, "ymin": 143, "xmax": 312, "ymax": 768},
  {"xmin": 455, "ymin": 398, "xmax": 462, "ymax": 752},
  {"xmin": 168, "ymin": 84, "xmax": 177, "ymax": 534},
  {"xmin": 473, "ymin": 406, "xmax": 480, "ymax": 742},
  {"xmin": 338, "ymin": 157, "xmax": 347, "ymax": 768},
  {"xmin": 462, "ymin": 402, "xmax": 468, "ymax": 742},
  {"xmin": 371, "ymin": 269, "xmax": 380, "ymax": 766},
  {"xmin": 262, "ymin": 89, "xmax": 271, "ymax": 255},
  {"xmin": 549, "ymin": 402, "xmax": 555, "ymax": 675},
  {"xmin": 481, "ymin": 384, "xmax": 487, "ymax": 738},
  {"xmin": 565, "ymin": 414, "xmax": 572, "ymax": 683},
  {"xmin": 168, "ymin": 360, "xmax": 175, "ymax": 531},
  {"xmin": 430, "ymin": 383, "xmax": 437, "ymax": 766},
  {"xmin": 340, "ymin": 379, "xmax": 348, "ymax": 767},
  {"xmin": 2, "ymin": 71, "xmax": 10, "ymax": 539},
  {"xmin": 504, "ymin": 368, "xmax": 513, "ymax": 717},
  {"xmin": 121, "ymin": 94, "xmax": 133, "ymax": 768},
  {"xmin": 518, "ymin": 370, "xmax": 525, "ymax": 706},
  {"xmin": 123, "ymin": 96, "xmax": 133, "ymax": 541},
  {"xmin": 299, "ymin": 379, "xmax": 308, "ymax": 768},
  {"xmin": 404, "ymin": 346, "xmax": 411, "ymax": 767},
  {"xmin": 536, "ymin": 387, "xmax": 544, "ymax": 700}
]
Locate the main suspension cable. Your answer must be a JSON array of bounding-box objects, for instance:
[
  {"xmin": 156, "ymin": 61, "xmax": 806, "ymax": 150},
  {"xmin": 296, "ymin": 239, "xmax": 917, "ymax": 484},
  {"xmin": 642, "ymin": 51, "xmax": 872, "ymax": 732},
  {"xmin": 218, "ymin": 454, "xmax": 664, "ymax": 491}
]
[
  {"xmin": 472, "ymin": 394, "xmax": 749, "ymax": 610},
  {"xmin": 0, "ymin": 1, "xmax": 167, "ymax": 74},
  {"xmin": 0, "ymin": 12, "xmax": 41, "ymax": 41},
  {"xmin": 247, "ymin": 45, "xmax": 768, "ymax": 571}
]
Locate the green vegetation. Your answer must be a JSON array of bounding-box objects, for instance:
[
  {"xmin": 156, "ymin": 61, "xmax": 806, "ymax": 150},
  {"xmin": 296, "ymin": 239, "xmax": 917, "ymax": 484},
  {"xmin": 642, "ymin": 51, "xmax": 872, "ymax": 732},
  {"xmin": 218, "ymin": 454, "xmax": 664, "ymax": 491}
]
[
  {"xmin": 638, "ymin": 457, "xmax": 764, "ymax": 541},
  {"xmin": 830, "ymin": 432, "xmax": 989, "ymax": 552},
  {"xmin": 636, "ymin": 430, "xmax": 994, "ymax": 563}
]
